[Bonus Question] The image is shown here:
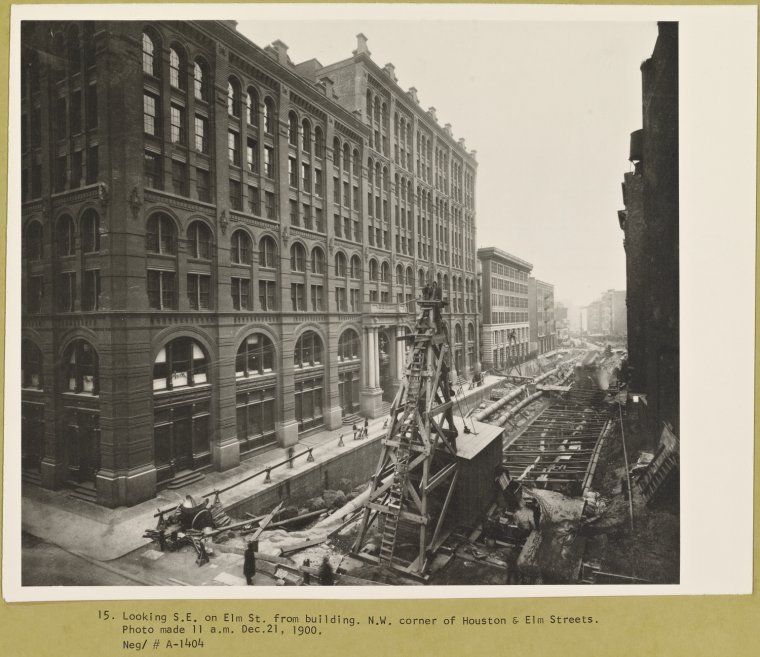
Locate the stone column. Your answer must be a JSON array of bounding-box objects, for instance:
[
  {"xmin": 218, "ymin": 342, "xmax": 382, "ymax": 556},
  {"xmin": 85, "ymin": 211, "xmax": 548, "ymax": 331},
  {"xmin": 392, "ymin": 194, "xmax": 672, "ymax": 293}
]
[
  {"xmin": 372, "ymin": 329, "xmax": 381, "ymax": 389},
  {"xmin": 367, "ymin": 327, "xmax": 376, "ymax": 390}
]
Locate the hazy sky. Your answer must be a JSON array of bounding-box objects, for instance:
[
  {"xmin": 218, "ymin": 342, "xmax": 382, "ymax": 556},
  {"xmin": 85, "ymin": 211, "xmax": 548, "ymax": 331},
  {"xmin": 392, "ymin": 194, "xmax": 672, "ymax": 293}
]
[{"xmin": 237, "ymin": 19, "xmax": 659, "ymax": 308}]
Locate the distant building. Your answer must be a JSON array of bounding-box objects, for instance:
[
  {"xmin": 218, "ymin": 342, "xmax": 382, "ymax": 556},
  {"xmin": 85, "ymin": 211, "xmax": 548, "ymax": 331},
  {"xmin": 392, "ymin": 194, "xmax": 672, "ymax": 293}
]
[
  {"xmin": 477, "ymin": 247, "xmax": 532, "ymax": 370},
  {"xmin": 554, "ymin": 301, "xmax": 569, "ymax": 342},
  {"xmin": 618, "ymin": 22, "xmax": 679, "ymax": 441},
  {"xmin": 528, "ymin": 278, "xmax": 556, "ymax": 355}
]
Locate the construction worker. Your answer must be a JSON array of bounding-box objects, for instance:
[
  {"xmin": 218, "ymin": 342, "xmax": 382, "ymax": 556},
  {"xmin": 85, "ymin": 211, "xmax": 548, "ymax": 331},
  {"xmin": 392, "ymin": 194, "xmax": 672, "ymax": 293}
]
[
  {"xmin": 243, "ymin": 542, "xmax": 256, "ymax": 585},
  {"xmin": 318, "ymin": 555, "xmax": 335, "ymax": 586}
]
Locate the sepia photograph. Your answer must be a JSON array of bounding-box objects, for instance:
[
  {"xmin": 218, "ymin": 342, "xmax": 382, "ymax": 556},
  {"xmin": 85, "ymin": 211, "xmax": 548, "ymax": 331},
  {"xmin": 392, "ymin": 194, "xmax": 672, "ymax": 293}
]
[{"xmin": 6, "ymin": 6, "xmax": 723, "ymax": 594}]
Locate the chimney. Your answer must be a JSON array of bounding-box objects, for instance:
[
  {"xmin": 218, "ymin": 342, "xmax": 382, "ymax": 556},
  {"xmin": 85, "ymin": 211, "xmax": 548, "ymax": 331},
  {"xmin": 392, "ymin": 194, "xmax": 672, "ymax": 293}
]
[
  {"xmin": 270, "ymin": 39, "xmax": 290, "ymax": 66},
  {"xmin": 383, "ymin": 63, "xmax": 397, "ymax": 82},
  {"xmin": 427, "ymin": 107, "xmax": 437, "ymax": 122},
  {"xmin": 319, "ymin": 76, "xmax": 335, "ymax": 98},
  {"xmin": 444, "ymin": 123, "xmax": 453, "ymax": 137},
  {"xmin": 470, "ymin": 150, "xmax": 477, "ymax": 159},
  {"xmin": 407, "ymin": 87, "xmax": 419, "ymax": 103},
  {"xmin": 458, "ymin": 137, "xmax": 466, "ymax": 150},
  {"xmin": 353, "ymin": 33, "xmax": 371, "ymax": 57}
]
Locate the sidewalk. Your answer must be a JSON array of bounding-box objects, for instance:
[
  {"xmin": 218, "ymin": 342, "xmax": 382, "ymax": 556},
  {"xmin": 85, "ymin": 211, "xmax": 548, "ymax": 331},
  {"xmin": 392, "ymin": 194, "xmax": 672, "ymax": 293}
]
[
  {"xmin": 22, "ymin": 377, "xmax": 501, "ymax": 563},
  {"xmin": 22, "ymin": 415, "xmax": 390, "ymax": 562}
]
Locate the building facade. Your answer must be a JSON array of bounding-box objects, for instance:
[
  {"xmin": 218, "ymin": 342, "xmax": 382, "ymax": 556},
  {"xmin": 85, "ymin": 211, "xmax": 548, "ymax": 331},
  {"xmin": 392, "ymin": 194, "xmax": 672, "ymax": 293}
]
[
  {"xmin": 20, "ymin": 21, "xmax": 479, "ymax": 507},
  {"xmin": 477, "ymin": 247, "xmax": 532, "ymax": 371},
  {"xmin": 528, "ymin": 278, "xmax": 556, "ymax": 355},
  {"xmin": 618, "ymin": 22, "xmax": 679, "ymax": 442}
]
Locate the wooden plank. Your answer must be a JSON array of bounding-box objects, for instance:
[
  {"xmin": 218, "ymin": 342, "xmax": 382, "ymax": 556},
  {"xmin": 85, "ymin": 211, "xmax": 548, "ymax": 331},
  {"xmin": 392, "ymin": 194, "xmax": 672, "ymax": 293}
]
[
  {"xmin": 249, "ymin": 501, "xmax": 284, "ymax": 542},
  {"xmin": 280, "ymin": 536, "xmax": 329, "ymax": 554}
]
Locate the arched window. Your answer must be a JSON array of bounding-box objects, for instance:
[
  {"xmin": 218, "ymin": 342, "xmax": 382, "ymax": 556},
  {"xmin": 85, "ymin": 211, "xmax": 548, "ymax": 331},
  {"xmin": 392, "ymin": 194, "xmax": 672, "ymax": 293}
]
[
  {"xmin": 187, "ymin": 221, "xmax": 212, "ymax": 259},
  {"xmin": 22, "ymin": 340, "xmax": 43, "ymax": 389},
  {"xmin": 381, "ymin": 261, "xmax": 390, "ymax": 283},
  {"xmin": 24, "ymin": 221, "xmax": 43, "ymax": 260},
  {"xmin": 383, "ymin": 166, "xmax": 389, "ymax": 191},
  {"xmin": 294, "ymin": 330, "xmax": 323, "ymax": 367},
  {"xmin": 142, "ymin": 31, "xmax": 158, "ymax": 77},
  {"xmin": 467, "ymin": 323, "xmax": 475, "ymax": 343},
  {"xmin": 228, "ymin": 77, "xmax": 241, "ymax": 117},
  {"xmin": 231, "ymin": 230, "xmax": 252, "ymax": 265},
  {"xmin": 193, "ymin": 59, "xmax": 207, "ymax": 101},
  {"xmin": 366, "ymin": 90, "xmax": 372, "ymax": 118},
  {"xmin": 302, "ymin": 119, "xmax": 311, "ymax": 153},
  {"xmin": 369, "ymin": 259, "xmax": 378, "ymax": 281},
  {"xmin": 81, "ymin": 209, "xmax": 100, "ymax": 253},
  {"xmin": 263, "ymin": 97, "xmax": 276, "ymax": 134},
  {"xmin": 455, "ymin": 324, "xmax": 464, "ymax": 344},
  {"xmin": 288, "ymin": 112, "xmax": 298, "ymax": 146},
  {"xmin": 333, "ymin": 138, "xmax": 341, "ymax": 168},
  {"xmin": 375, "ymin": 163, "xmax": 381, "ymax": 187},
  {"xmin": 311, "ymin": 246, "xmax": 325, "ymax": 275},
  {"xmin": 352, "ymin": 149, "xmax": 359, "ymax": 177},
  {"xmin": 169, "ymin": 46, "xmax": 185, "ymax": 90},
  {"xmin": 64, "ymin": 339, "xmax": 99, "ymax": 394},
  {"xmin": 406, "ymin": 266, "xmax": 414, "ymax": 287},
  {"xmin": 418, "ymin": 269, "xmax": 426, "ymax": 289},
  {"xmin": 246, "ymin": 88, "xmax": 258, "ymax": 125},
  {"xmin": 396, "ymin": 264, "xmax": 403, "ymax": 285},
  {"xmin": 153, "ymin": 338, "xmax": 207, "ymax": 390},
  {"xmin": 259, "ymin": 236, "xmax": 277, "ymax": 268},
  {"xmin": 335, "ymin": 252, "xmax": 347, "ymax": 277},
  {"xmin": 236, "ymin": 333, "xmax": 275, "ymax": 377},
  {"xmin": 350, "ymin": 256, "xmax": 361, "ymax": 279},
  {"xmin": 374, "ymin": 97, "xmax": 381, "ymax": 122},
  {"xmin": 338, "ymin": 330, "xmax": 360, "ymax": 361},
  {"xmin": 146, "ymin": 213, "xmax": 176, "ymax": 254},
  {"xmin": 343, "ymin": 143, "xmax": 350, "ymax": 172},
  {"xmin": 314, "ymin": 127, "xmax": 324, "ymax": 158},
  {"xmin": 290, "ymin": 243, "xmax": 306, "ymax": 272},
  {"xmin": 56, "ymin": 214, "xmax": 75, "ymax": 256}
]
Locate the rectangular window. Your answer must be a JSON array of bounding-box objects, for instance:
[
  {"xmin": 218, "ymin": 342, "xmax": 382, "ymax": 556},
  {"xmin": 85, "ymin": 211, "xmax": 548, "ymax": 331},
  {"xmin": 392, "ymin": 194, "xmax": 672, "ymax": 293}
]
[
  {"xmin": 144, "ymin": 151, "xmax": 162, "ymax": 189},
  {"xmin": 302, "ymin": 163, "xmax": 311, "ymax": 192},
  {"xmin": 343, "ymin": 181, "xmax": 350, "ymax": 207},
  {"xmin": 247, "ymin": 185, "xmax": 259, "ymax": 215},
  {"xmin": 27, "ymin": 276, "xmax": 44, "ymax": 314},
  {"xmin": 70, "ymin": 151, "xmax": 82, "ymax": 189},
  {"xmin": 170, "ymin": 104, "xmax": 186, "ymax": 144},
  {"xmin": 228, "ymin": 131, "xmax": 240, "ymax": 166},
  {"xmin": 334, "ymin": 213, "xmax": 342, "ymax": 237},
  {"xmin": 58, "ymin": 272, "xmax": 76, "ymax": 312},
  {"xmin": 172, "ymin": 160, "xmax": 187, "ymax": 196},
  {"xmin": 264, "ymin": 147, "xmax": 274, "ymax": 178},
  {"xmin": 143, "ymin": 93, "xmax": 157, "ymax": 136},
  {"xmin": 86, "ymin": 85, "xmax": 98, "ymax": 130},
  {"xmin": 302, "ymin": 204, "xmax": 312, "ymax": 230},
  {"xmin": 259, "ymin": 280, "xmax": 276, "ymax": 310},
  {"xmin": 196, "ymin": 168, "xmax": 211, "ymax": 203},
  {"xmin": 265, "ymin": 192, "xmax": 275, "ymax": 219},
  {"xmin": 246, "ymin": 138, "xmax": 258, "ymax": 172},
  {"xmin": 56, "ymin": 97, "xmax": 67, "ymax": 139},
  {"xmin": 194, "ymin": 115, "xmax": 208, "ymax": 153},
  {"xmin": 231, "ymin": 277, "xmax": 251, "ymax": 310},
  {"xmin": 349, "ymin": 288, "xmax": 360, "ymax": 311},
  {"xmin": 310, "ymin": 284, "xmax": 324, "ymax": 311},
  {"xmin": 187, "ymin": 273, "xmax": 211, "ymax": 310},
  {"xmin": 335, "ymin": 286, "xmax": 346, "ymax": 312},
  {"xmin": 289, "ymin": 199, "xmax": 299, "ymax": 226},
  {"xmin": 353, "ymin": 220, "xmax": 360, "ymax": 242},
  {"xmin": 315, "ymin": 207, "xmax": 324, "ymax": 233},
  {"xmin": 353, "ymin": 185, "xmax": 359, "ymax": 211},
  {"xmin": 55, "ymin": 155, "xmax": 67, "ymax": 193},
  {"xmin": 369, "ymin": 290, "xmax": 378, "ymax": 303},
  {"xmin": 333, "ymin": 177, "xmax": 340, "ymax": 203},
  {"xmin": 229, "ymin": 179, "xmax": 242, "ymax": 211},
  {"xmin": 291, "ymin": 283, "xmax": 305, "ymax": 311},
  {"xmin": 82, "ymin": 270, "xmax": 100, "ymax": 311},
  {"xmin": 288, "ymin": 157, "xmax": 298, "ymax": 187},
  {"xmin": 147, "ymin": 270, "xmax": 176, "ymax": 310},
  {"xmin": 314, "ymin": 169, "xmax": 322, "ymax": 197},
  {"xmin": 70, "ymin": 91, "xmax": 82, "ymax": 135}
]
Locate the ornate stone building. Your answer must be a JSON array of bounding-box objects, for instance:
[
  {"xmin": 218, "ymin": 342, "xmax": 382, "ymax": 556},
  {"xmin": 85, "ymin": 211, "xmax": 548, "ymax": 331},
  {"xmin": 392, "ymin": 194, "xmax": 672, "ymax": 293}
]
[{"xmin": 20, "ymin": 21, "xmax": 479, "ymax": 506}]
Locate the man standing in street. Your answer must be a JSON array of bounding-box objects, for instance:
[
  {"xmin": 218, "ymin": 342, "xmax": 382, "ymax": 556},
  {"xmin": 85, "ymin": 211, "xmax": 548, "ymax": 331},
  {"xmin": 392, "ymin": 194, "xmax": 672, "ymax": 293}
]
[{"xmin": 243, "ymin": 542, "xmax": 256, "ymax": 585}]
